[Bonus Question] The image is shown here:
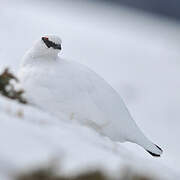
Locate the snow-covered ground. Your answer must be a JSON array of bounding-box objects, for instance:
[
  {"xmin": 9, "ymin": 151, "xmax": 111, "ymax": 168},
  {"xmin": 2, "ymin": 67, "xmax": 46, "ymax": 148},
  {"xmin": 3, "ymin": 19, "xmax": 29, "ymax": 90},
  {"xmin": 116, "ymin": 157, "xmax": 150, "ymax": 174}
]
[
  {"xmin": 1, "ymin": 0, "xmax": 180, "ymax": 178},
  {"xmin": 0, "ymin": 95, "xmax": 177, "ymax": 180}
]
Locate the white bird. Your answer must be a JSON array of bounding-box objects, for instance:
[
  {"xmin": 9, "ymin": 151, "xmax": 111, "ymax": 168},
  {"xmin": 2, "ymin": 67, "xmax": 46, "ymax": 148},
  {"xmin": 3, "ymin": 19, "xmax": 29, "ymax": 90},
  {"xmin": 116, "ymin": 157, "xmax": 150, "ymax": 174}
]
[{"xmin": 18, "ymin": 35, "xmax": 163, "ymax": 157}]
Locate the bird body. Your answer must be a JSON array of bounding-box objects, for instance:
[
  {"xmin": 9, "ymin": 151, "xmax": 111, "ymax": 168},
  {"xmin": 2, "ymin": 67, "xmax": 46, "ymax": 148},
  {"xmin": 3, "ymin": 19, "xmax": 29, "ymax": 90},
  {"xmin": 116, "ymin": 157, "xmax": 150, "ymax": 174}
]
[{"xmin": 18, "ymin": 35, "xmax": 163, "ymax": 157}]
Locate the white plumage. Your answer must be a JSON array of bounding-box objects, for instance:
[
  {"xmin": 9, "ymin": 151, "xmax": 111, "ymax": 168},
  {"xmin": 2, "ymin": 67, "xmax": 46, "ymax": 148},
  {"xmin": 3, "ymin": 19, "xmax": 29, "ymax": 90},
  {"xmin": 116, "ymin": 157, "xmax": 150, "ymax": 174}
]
[{"xmin": 18, "ymin": 35, "xmax": 163, "ymax": 157}]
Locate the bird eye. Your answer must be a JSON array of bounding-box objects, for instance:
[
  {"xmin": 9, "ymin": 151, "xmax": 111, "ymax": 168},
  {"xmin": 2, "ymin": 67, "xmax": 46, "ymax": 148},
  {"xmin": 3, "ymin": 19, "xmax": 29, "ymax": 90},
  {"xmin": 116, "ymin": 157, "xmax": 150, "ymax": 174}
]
[{"xmin": 42, "ymin": 37, "xmax": 48, "ymax": 41}]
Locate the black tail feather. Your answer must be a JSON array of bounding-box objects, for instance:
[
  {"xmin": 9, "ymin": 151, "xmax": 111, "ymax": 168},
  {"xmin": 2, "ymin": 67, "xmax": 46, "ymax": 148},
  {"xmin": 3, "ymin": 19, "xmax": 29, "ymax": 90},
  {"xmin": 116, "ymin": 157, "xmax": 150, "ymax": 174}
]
[
  {"xmin": 155, "ymin": 144, "xmax": 163, "ymax": 152},
  {"xmin": 146, "ymin": 144, "xmax": 163, "ymax": 157},
  {"xmin": 146, "ymin": 150, "xmax": 161, "ymax": 157}
]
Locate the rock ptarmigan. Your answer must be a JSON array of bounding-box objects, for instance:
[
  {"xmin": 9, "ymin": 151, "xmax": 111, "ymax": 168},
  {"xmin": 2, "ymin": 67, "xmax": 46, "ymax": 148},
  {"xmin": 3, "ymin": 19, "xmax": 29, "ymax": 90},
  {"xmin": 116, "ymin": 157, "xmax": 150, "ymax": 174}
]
[{"xmin": 18, "ymin": 35, "xmax": 163, "ymax": 157}]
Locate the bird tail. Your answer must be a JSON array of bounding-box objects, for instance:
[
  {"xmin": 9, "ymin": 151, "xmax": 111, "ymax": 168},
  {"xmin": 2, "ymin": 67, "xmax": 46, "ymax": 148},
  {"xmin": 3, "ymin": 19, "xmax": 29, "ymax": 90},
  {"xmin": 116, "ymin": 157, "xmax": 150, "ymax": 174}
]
[
  {"xmin": 136, "ymin": 137, "xmax": 163, "ymax": 157},
  {"xmin": 145, "ymin": 143, "xmax": 163, "ymax": 157},
  {"xmin": 128, "ymin": 133, "xmax": 163, "ymax": 157}
]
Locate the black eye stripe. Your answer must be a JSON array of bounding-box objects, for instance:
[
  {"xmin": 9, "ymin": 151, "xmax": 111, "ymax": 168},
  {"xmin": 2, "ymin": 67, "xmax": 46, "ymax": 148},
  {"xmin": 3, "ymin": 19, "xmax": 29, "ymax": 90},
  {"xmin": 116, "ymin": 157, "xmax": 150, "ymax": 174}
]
[
  {"xmin": 49, "ymin": 40, "xmax": 58, "ymax": 47},
  {"xmin": 42, "ymin": 37, "xmax": 61, "ymax": 49}
]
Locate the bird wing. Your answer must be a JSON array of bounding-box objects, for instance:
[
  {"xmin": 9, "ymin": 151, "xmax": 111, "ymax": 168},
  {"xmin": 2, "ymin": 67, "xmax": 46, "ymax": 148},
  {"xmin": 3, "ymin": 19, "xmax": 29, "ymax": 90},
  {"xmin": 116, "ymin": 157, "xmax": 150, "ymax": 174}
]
[{"xmin": 66, "ymin": 62, "xmax": 137, "ymax": 139}]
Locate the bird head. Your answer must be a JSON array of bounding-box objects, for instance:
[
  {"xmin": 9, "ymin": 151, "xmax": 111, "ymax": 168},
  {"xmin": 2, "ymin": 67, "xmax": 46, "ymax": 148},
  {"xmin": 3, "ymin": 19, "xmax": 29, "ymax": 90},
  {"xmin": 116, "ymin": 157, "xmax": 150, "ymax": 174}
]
[{"xmin": 29, "ymin": 35, "xmax": 62, "ymax": 58}]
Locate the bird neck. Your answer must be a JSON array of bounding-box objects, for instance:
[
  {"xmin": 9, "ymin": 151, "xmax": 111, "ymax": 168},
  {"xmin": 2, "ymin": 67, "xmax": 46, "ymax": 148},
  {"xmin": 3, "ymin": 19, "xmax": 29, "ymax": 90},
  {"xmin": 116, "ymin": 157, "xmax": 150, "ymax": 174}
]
[
  {"xmin": 30, "ymin": 46, "xmax": 59, "ymax": 59},
  {"xmin": 21, "ymin": 48, "xmax": 58, "ymax": 67}
]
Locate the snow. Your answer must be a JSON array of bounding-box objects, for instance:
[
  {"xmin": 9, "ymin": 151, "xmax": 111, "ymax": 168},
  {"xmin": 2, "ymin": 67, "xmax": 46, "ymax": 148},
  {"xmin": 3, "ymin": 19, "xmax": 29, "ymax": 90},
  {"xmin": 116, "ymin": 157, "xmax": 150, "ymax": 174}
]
[
  {"xmin": 0, "ymin": 95, "xmax": 178, "ymax": 179},
  {"xmin": 1, "ymin": 0, "xmax": 180, "ymax": 178}
]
